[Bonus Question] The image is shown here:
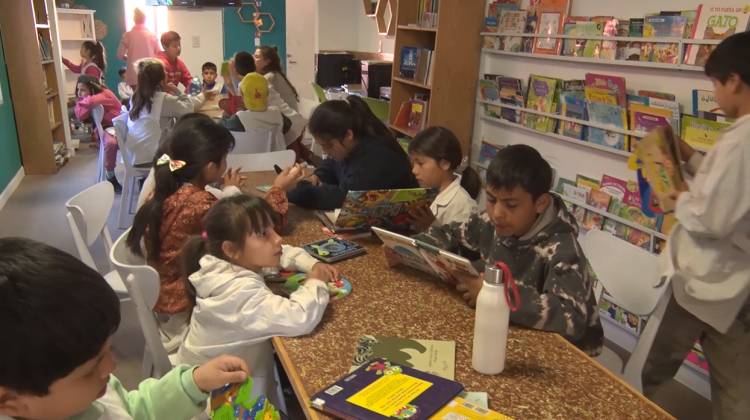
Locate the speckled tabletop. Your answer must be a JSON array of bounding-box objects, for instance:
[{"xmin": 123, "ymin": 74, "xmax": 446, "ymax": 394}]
[{"xmin": 242, "ymin": 173, "xmax": 674, "ymax": 420}]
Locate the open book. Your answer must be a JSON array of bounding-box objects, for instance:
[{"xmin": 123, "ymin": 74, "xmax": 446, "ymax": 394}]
[{"xmin": 372, "ymin": 227, "xmax": 479, "ymax": 283}]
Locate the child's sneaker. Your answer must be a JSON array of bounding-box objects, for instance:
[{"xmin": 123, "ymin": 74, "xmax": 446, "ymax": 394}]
[{"xmin": 107, "ymin": 175, "xmax": 123, "ymax": 194}]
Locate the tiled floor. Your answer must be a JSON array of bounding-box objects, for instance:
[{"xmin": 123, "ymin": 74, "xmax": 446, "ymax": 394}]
[{"xmin": 0, "ymin": 147, "xmax": 712, "ymax": 419}]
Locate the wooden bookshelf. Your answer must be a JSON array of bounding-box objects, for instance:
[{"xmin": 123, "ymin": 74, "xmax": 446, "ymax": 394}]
[
  {"xmin": 0, "ymin": 0, "xmax": 71, "ymax": 174},
  {"xmin": 388, "ymin": 0, "xmax": 484, "ymax": 153}
]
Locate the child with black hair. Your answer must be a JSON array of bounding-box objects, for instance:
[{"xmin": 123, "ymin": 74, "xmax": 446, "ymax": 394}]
[
  {"xmin": 63, "ymin": 40, "xmax": 106, "ymax": 84},
  {"xmin": 117, "ymin": 67, "xmax": 133, "ymax": 102},
  {"xmin": 201, "ymin": 61, "xmax": 224, "ymax": 93},
  {"xmin": 278, "ymin": 95, "xmax": 417, "ymax": 209},
  {"xmin": 408, "ymin": 126, "xmax": 480, "ymax": 229},
  {"xmin": 220, "ymin": 51, "xmax": 256, "ymax": 116},
  {"xmin": 415, "ymin": 144, "xmax": 603, "ymax": 355},
  {"xmin": 74, "ymin": 75, "xmax": 123, "ymax": 192},
  {"xmin": 642, "ymin": 32, "xmax": 750, "ymax": 418},
  {"xmin": 176, "ymin": 194, "xmax": 334, "ymax": 407},
  {"xmin": 0, "ymin": 237, "xmax": 249, "ymax": 420},
  {"xmin": 155, "ymin": 31, "xmax": 192, "ymax": 94}
]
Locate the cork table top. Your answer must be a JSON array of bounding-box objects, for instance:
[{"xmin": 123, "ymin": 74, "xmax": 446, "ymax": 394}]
[{"xmin": 240, "ymin": 172, "xmax": 674, "ymax": 420}]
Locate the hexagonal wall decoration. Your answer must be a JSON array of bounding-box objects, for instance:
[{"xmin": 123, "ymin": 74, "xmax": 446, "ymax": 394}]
[{"xmin": 375, "ymin": 0, "xmax": 397, "ymax": 36}]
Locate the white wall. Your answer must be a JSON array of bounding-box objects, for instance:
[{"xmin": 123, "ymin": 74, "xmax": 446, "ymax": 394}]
[
  {"xmin": 318, "ymin": 0, "xmax": 394, "ymax": 53},
  {"xmin": 475, "ymin": 0, "xmax": 710, "ymax": 184}
]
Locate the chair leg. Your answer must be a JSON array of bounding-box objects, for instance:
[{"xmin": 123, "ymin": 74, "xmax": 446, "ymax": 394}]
[
  {"xmin": 117, "ymin": 173, "xmax": 132, "ymax": 229},
  {"xmin": 97, "ymin": 141, "xmax": 106, "ymax": 182},
  {"xmin": 141, "ymin": 345, "xmax": 154, "ymax": 378}
]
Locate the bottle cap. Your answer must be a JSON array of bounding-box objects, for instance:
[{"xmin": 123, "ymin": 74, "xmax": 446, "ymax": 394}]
[{"xmin": 484, "ymin": 264, "xmax": 504, "ymax": 285}]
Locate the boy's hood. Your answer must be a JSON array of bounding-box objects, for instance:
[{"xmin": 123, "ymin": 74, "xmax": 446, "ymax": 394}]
[{"xmin": 514, "ymin": 194, "xmax": 579, "ymax": 244}]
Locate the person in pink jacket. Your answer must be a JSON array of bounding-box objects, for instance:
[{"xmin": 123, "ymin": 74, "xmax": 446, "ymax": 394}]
[
  {"xmin": 117, "ymin": 8, "xmax": 159, "ymax": 87},
  {"xmin": 62, "ymin": 41, "xmax": 105, "ymax": 83},
  {"xmin": 75, "ymin": 75, "xmax": 123, "ymax": 192},
  {"xmin": 155, "ymin": 31, "xmax": 193, "ymax": 94}
]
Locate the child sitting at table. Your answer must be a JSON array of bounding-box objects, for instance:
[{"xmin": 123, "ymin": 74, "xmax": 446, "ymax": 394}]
[
  {"xmin": 222, "ymin": 72, "xmax": 284, "ymax": 138},
  {"xmin": 220, "ymin": 51, "xmax": 256, "ymax": 115},
  {"xmin": 415, "ymin": 144, "xmax": 603, "ymax": 355},
  {"xmin": 0, "ymin": 237, "xmax": 250, "ymax": 420},
  {"xmin": 155, "ymin": 31, "xmax": 192, "ymax": 95},
  {"xmin": 201, "ymin": 61, "xmax": 225, "ymax": 94},
  {"xmin": 176, "ymin": 194, "xmax": 334, "ymax": 406}
]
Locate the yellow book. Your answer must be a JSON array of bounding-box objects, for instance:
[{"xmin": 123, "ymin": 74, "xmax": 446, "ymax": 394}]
[
  {"xmin": 584, "ymin": 86, "xmax": 618, "ymax": 105},
  {"xmin": 430, "ymin": 397, "xmax": 514, "ymax": 419}
]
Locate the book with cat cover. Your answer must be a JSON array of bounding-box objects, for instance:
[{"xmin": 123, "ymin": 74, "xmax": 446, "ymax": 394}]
[
  {"xmin": 585, "ymin": 73, "xmax": 627, "ymax": 107},
  {"xmin": 431, "ymin": 398, "xmax": 513, "ymax": 420},
  {"xmin": 681, "ymin": 115, "xmax": 730, "ymax": 151},
  {"xmin": 686, "ymin": 4, "xmax": 750, "ymax": 66},
  {"xmin": 350, "ymin": 336, "xmax": 456, "ymax": 380},
  {"xmin": 303, "ymin": 238, "xmax": 366, "ymax": 263},
  {"xmin": 498, "ymin": 9, "xmax": 528, "ymax": 52},
  {"xmin": 523, "ymin": 75, "xmax": 560, "ymax": 133},
  {"xmin": 558, "ymin": 91, "xmax": 587, "ymax": 139},
  {"xmin": 310, "ymin": 358, "xmax": 463, "ymax": 420},
  {"xmin": 587, "ymin": 102, "xmax": 628, "ymax": 150}
]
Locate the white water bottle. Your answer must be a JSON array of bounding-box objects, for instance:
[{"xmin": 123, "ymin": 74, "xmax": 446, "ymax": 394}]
[{"xmin": 472, "ymin": 263, "xmax": 516, "ymax": 375}]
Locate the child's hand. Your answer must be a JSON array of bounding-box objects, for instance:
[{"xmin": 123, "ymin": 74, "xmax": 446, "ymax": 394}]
[
  {"xmin": 272, "ymin": 164, "xmax": 305, "ymax": 191},
  {"xmin": 306, "ymin": 173, "xmax": 321, "ymax": 187},
  {"xmin": 383, "ymin": 246, "xmax": 402, "ymax": 268},
  {"xmin": 676, "ymin": 136, "xmax": 696, "ymax": 162},
  {"xmin": 165, "ymin": 82, "xmax": 180, "ymax": 96},
  {"xmin": 408, "ymin": 204, "xmax": 436, "ymax": 232},
  {"xmin": 455, "ymin": 273, "xmax": 484, "ymax": 308},
  {"xmin": 193, "ymin": 355, "xmax": 250, "ymax": 393},
  {"xmin": 223, "ymin": 167, "xmax": 246, "ymax": 187},
  {"xmin": 309, "ymin": 262, "xmax": 339, "ymax": 282}
]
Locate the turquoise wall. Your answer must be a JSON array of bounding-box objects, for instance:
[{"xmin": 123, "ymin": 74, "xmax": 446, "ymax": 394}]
[
  {"xmin": 0, "ymin": 29, "xmax": 23, "ymax": 192},
  {"xmin": 222, "ymin": 2, "xmax": 286, "ymax": 70},
  {"xmin": 77, "ymin": 0, "xmax": 126, "ymax": 91}
]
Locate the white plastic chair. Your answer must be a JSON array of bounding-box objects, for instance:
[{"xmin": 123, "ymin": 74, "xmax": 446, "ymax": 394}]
[
  {"xmin": 92, "ymin": 105, "xmax": 107, "ymax": 182},
  {"xmin": 113, "ymin": 113, "xmax": 150, "ymax": 228},
  {"xmin": 65, "ymin": 181, "xmax": 129, "ymax": 300},
  {"xmin": 230, "ymin": 126, "xmax": 286, "ymax": 154},
  {"xmin": 580, "ymin": 229, "xmax": 671, "ymax": 391},
  {"xmin": 226, "ymin": 150, "xmax": 296, "ymax": 172},
  {"xmin": 110, "ymin": 229, "xmax": 174, "ymax": 378}
]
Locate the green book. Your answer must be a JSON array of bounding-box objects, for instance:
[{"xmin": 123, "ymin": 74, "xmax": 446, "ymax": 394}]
[{"xmin": 350, "ymin": 335, "xmax": 456, "ymax": 380}]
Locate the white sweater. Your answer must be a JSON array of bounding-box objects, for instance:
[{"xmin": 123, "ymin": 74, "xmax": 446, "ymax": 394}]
[
  {"xmin": 430, "ymin": 176, "xmax": 478, "ymax": 227},
  {"xmin": 664, "ymin": 114, "xmax": 750, "ymax": 333},
  {"xmin": 176, "ymin": 249, "xmax": 329, "ymax": 398}
]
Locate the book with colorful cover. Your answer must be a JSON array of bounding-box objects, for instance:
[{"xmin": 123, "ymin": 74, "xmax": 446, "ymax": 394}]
[
  {"xmin": 599, "ymin": 174, "xmax": 629, "ymax": 201},
  {"xmin": 599, "ymin": 297, "xmax": 645, "ymax": 334},
  {"xmin": 532, "ymin": 0, "xmax": 571, "ymax": 55},
  {"xmin": 618, "ymin": 19, "xmax": 644, "ymax": 61},
  {"xmin": 523, "ymin": 75, "xmax": 560, "ymax": 133},
  {"xmin": 584, "ymin": 86, "xmax": 618, "ymax": 105},
  {"xmin": 628, "ymin": 103, "xmax": 675, "ymax": 150},
  {"xmin": 310, "ymin": 358, "xmax": 463, "ymax": 420},
  {"xmin": 350, "ymin": 336, "xmax": 456, "ymax": 380},
  {"xmin": 210, "ymin": 378, "xmax": 282, "ymax": 420},
  {"xmin": 645, "ymin": 97, "xmax": 681, "ymax": 133},
  {"xmin": 585, "ymin": 73, "xmax": 626, "ymax": 107},
  {"xmin": 558, "ymin": 92, "xmax": 587, "ymax": 139},
  {"xmin": 587, "ymin": 188, "xmax": 612, "ymax": 210},
  {"xmin": 582, "ymin": 211, "xmax": 605, "ymax": 230},
  {"xmin": 431, "ymin": 398, "xmax": 513, "ymax": 420},
  {"xmin": 562, "ymin": 22, "xmax": 602, "ymax": 57},
  {"xmin": 576, "ymin": 174, "xmax": 601, "ymax": 191},
  {"xmin": 479, "ymin": 79, "xmax": 500, "ymax": 102},
  {"xmin": 561, "ymin": 183, "xmax": 589, "ymax": 203},
  {"xmin": 484, "ymin": 15, "xmax": 500, "ymax": 49},
  {"xmin": 522, "ymin": 14, "xmax": 538, "ymax": 52},
  {"xmin": 498, "ymin": 9, "xmax": 528, "ymax": 52},
  {"xmin": 680, "ymin": 9, "xmax": 699, "ymax": 38},
  {"xmin": 303, "ymin": 237, "xmax": 366, "ymax": 263},
  {"xmin": 642, "ymin": 16, "xmax": 687, "ymax": 64},
  {"xmin": 681, "ymin": 115, "xmax": 729, "ymax": 151},
  {"xmin": 399, "ymin": 47, "xmax": 419, "ymax": 79},
  {"xmin": 634, "ymin": 112, "xmax": 671, "ymax": 136},
  {"xmin": 686, "ymin": 4, "xmax": 750, "ymax": 66},
  {"xmin": 498, "ymin": 76, "xmax": 525, "ymax": 122},
  {"xmin": 408, "ymin": 100, "xmax": 428, "ymax": 131},
  {"xmin": 587, "ymin": 102, "xmax": 628, "ymax": 150},
  {"xmin": 599, "ymin": 18, "xmax": 620, "ymax": 60},
  {"xmin": 692, "ymin": 89, "xmax": 723, "ymax": 115},
  {"xmin": 630, "ymin": 126, "xmax": 688, "ymax": 213},
  {"xmin": 478, "ymin": 141, "xmax": 504, "ymax": 167}
]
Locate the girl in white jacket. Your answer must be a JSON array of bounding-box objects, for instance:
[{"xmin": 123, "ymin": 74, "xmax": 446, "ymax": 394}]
[{"xmin": 175, "ymin": 194, "xmax": 336, "ymax": 407}]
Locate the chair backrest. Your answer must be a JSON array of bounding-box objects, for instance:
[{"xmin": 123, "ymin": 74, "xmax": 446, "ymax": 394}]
[
  {"xmin": 580, "ymin": 229, "xmax": 667, "ymax": 316},
  {"xmin": 362, "ymin": 96, "xmax": 390, "ymax": 123},
  {"xmin": 65, "ymin": 181, "xmax": 115, "ymax": 271},
  {"xmin": 311, "ymin": 82, "xmax": 327, "ymax": 103},
  {"xmin": 230, "ymin": 128, "xmax": 277, "ymax": 154},
  {"xmin": 113, "ymin": 112, "xmax": 135, "ymax": 167},
  {"xmin": 91, "ymin": 105, "xmax": 106, "ymax": 140},
  {"xmin": 226, "ymin": 150, "xmax": 296, "ymax": 172},
  {"xmin": 109, "ymin": 229, "xmax": 173, "ymax": 378}
]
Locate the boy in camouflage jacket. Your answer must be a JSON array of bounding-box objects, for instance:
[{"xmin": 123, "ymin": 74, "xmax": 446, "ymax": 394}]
[{"xmin": 416, "ymin": 145, "xmax": 603, "ymax": 355}]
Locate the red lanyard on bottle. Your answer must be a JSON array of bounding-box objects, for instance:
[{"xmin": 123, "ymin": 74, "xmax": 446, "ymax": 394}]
[{"xmin": 495, "ymin": 262, "xmax": 521, "ymax": 312}]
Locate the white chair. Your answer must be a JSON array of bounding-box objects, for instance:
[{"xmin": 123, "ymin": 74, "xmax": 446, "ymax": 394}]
[
  {"xmin": 65, "ymin": 181, "xmax": 129, "ymax": 300},
  {"xmin": 92, "ymin": 105, "xmax": 107, "ymax": 182},
  {"xmin": 580, "ymin": 229, "xmax": 671, "ymax": 391},
  {"xmin": 113, "ymin": 113, "xmax": 150, "ymax": 229},
  {"xmin": 230, "ymin": 126, "xmax": 285, "ymax": 154},
  {"xmin": 226, "ymin": 150, "xmax": 296, "ymax": 172},
  {"xmin": 110, "ymin": 229, "xmax": 174, "ymax": 378}
]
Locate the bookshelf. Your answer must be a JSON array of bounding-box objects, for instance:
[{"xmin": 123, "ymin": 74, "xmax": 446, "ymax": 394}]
[
  {"xmin": 389, "ymin": 0, "xmax": 485, "ymax": 153},
  {"xmin": 0, "ymin": 0, "xmax": 72, "ymax": 174},
  {"xmin": 57, "ymin": 8, "xmax": 95, "ymax": 98}
]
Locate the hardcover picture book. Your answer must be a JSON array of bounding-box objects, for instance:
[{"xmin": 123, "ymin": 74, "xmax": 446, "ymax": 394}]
[
  {"xmin": 310, "ymin": 358, "xmax": 463, "ymax": 420},
  {"xmin": 561, "ymin": 21, "xmax": 602, "ymax": 57},
  {"xmin": 431, "ymin": 398, "xmax": 513, "ymax": 419},
  {"xmin": 478, "ymin": 140, "xmax": 504, "ymax": 167},
  {"xmin": 630, "ymin": 126, "xmax": 688, "ymax": 213},
  {"xmin": 399, "ymin": 47, "xmax": 419, "ymax": 79},
  {"xmin": 318, "ymin": 188, "xmax": 438, "ymax": 233},
  {"xmin": 587, "ymin": 102, "xmax": 628, "ymax": 150},
  {"xmin": 523, "ymin": 75, "xmax": 560, "ymax": 132},
  {"xmin": 498, "ymin": 9, "xmax": 528, "ymax": 52},
  {"xmin": 210, "ymin": 378, "xmax": 282, "ymax": 420},
  {"xmin": 498, "ymin": 76, "xmax": 525, "ymax": 122},
  {"xmin": 303, "ymin": 238, "xmax": 366, "ymax": 263},
  {"xmin": 532, "ymin": 0, "xmax": 571, "ymax": 55},
  {"xmin": 681, "ymin": 115, "xmax": 729, "ymax": 151},
  {"xmin": 692, "ymin": 89, "xmax": 723, "ymax": 115},
  {"xmin": 372, "ymin": 227, "xmax": 479, "ymax": 284},
  {"xmin": 642, "ymin": 16, "xmax": 686, "ymax": 64},
  {"xmin": 558, "ymin": 91, "xmax": 587, "ymax": 139},
  {"xmin": 585, "ymin": 73, "xmax": 626, "ymax": 107},
  {"xmin": 685, "ymin": 4, "xmax": 750, "ymax": 66},
  {"xmin": 351, "ymin": 336, "xmax": 456, "ymax": 380}
]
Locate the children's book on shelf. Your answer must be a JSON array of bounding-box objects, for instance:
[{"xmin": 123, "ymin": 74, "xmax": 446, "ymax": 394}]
[
  {"xmin": 498, "ymin": 9, "xmax": 528, "ymax": 52},
  {"xmin": 522, "ymin": 14, "xmax": 538, "ymax": 52},
  {"xmin": 642, "ymin": 15, "xmax": 687, "ymax": 64},
  {"xmin": 478, "ymin": 140, "xmax": 504, "ymax": 167},
  {"xmin": 561, "ymin": 182, "xmax": 589, "ymax": 203},
  {"xmin": 432, "ymin": 397, "xmax": 513, "ymax": 420},
  {"xmin": 498, "ymin": 76, "xmax": 525, "ymax": 122},
  {"xmin": 584, "ymin": 86, "xmax": 618, "ymax": 105},
  {"xmin": 479, "ymin": 79, "xmax": 500, "ymax": 102},
  {"xmin": 531, "ymin": 0, "xmax": 571, "ymax": 55},
  {"xmin": 681, "ymin": 115, "xmax": 730, "ymax": 151},
  {"xmin": 350, "ymin": 335, "xmax": 456, "ymax": 380},
  {"xmin": 318, "ymin": 188, "xmax": 437, "ymax": 233},
  {"xmin": 399, "ymin": 47, "xmax": 419, "ymax": 79},
  {"xmin": 576, "ymin": 174, "xmax": 601, "ymax": 191},
  {"xmin": 628, "ymin": 103, "xmax": 675, "ymax": 150},
  {"xmin": 587, "ymin": 188, "xmax": 612, "ymax": 211},
  {"xmin": 582, "ymin": 210, "xmax": 605, "ymax": 230},
  {"xmin": 630, "ymin": 126, "xmax": 688, "ymax": 213},
  {"xmin": 692, "ymin": 89, "xmax": 723, "ymax": 115},
  {"xmin": 617, "ymin": 18, "xmax": 644, "ymax": 61},
  {"xmin": 633, "ymin": 112, "xmax": 670, "ymax": 140},
  {"xmin": 585, "ymin": 73, "xmax": 626, "ymax": 107},
  {"xmin": 598, "ymin": 297, "xmax": 645, "ymax": 335},
  {"xmin": 303, "ymin": 237, "xmax": 366, "ymax": 263},
  {"xmin": 372, "ymin": 227, "xmax": 479, "ymax": 284},
  {"xmin": 685, "ymin": 4, "xmax": 750, "ymax": 66},
  {"xmin": 558, "ymin": 91, "xmax": 587, "ymax": 139},
  {"xmin": 408, "ymin": 99, "xmax": 428, "ymax": 131},
  {"xmin": 599, "ymin": 18, "xmax": 620, "ymax": 60},
  {"xmin": 310, "ymin": 358, "xmax": 463, "ymax": 420},
  {"xmin": 561, "ymin": 21, "xmax": 602, "ymax": 57},
  {"xmin": 587, "ymin": 102, "xmax": 628, "ymax": 150},
  {"xmin": 523, "ymin": 75, "xmax": 560, "ymax": 133},
  {"xmin": 484, "ymin": 15, "xmax": 500, "ymax": 48}
]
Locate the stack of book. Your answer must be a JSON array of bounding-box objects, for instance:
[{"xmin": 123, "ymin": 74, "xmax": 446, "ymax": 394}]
[
  {"xmin": 416, "ymin": 0, "xmax": 440, "ymax": 28},
  {"xmin": 398, "ymin": 46, "xmax": 436, "ymax": 86}
]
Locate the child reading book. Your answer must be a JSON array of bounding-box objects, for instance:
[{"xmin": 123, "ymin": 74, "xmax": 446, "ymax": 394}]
[
  {"xmin": 176, "ymin": 194, "xmax": 334, "ymax": 406},
  {"xmin": 642, "ymin": 32, "xmax": 750, "ymax": 418},
  {"xmin": 415, "ymin": 144, "xmax": 603, "ymax": 355},
  {"xmin": 0, "ymin": 237, "xmax": 249, "ymax": 420}
]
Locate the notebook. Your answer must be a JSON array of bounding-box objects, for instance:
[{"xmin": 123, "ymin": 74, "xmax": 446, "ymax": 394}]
[
  {"xmin": 310, "ymin": 358, "xmax": 463, "ymax": 420},
  {"xmin": 372, "ymin": 227, "xmax": 479, "ymax": 283},
  {"xmin": 316, "ymin": 188, "xmax": 437, "ymax": 233}
]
